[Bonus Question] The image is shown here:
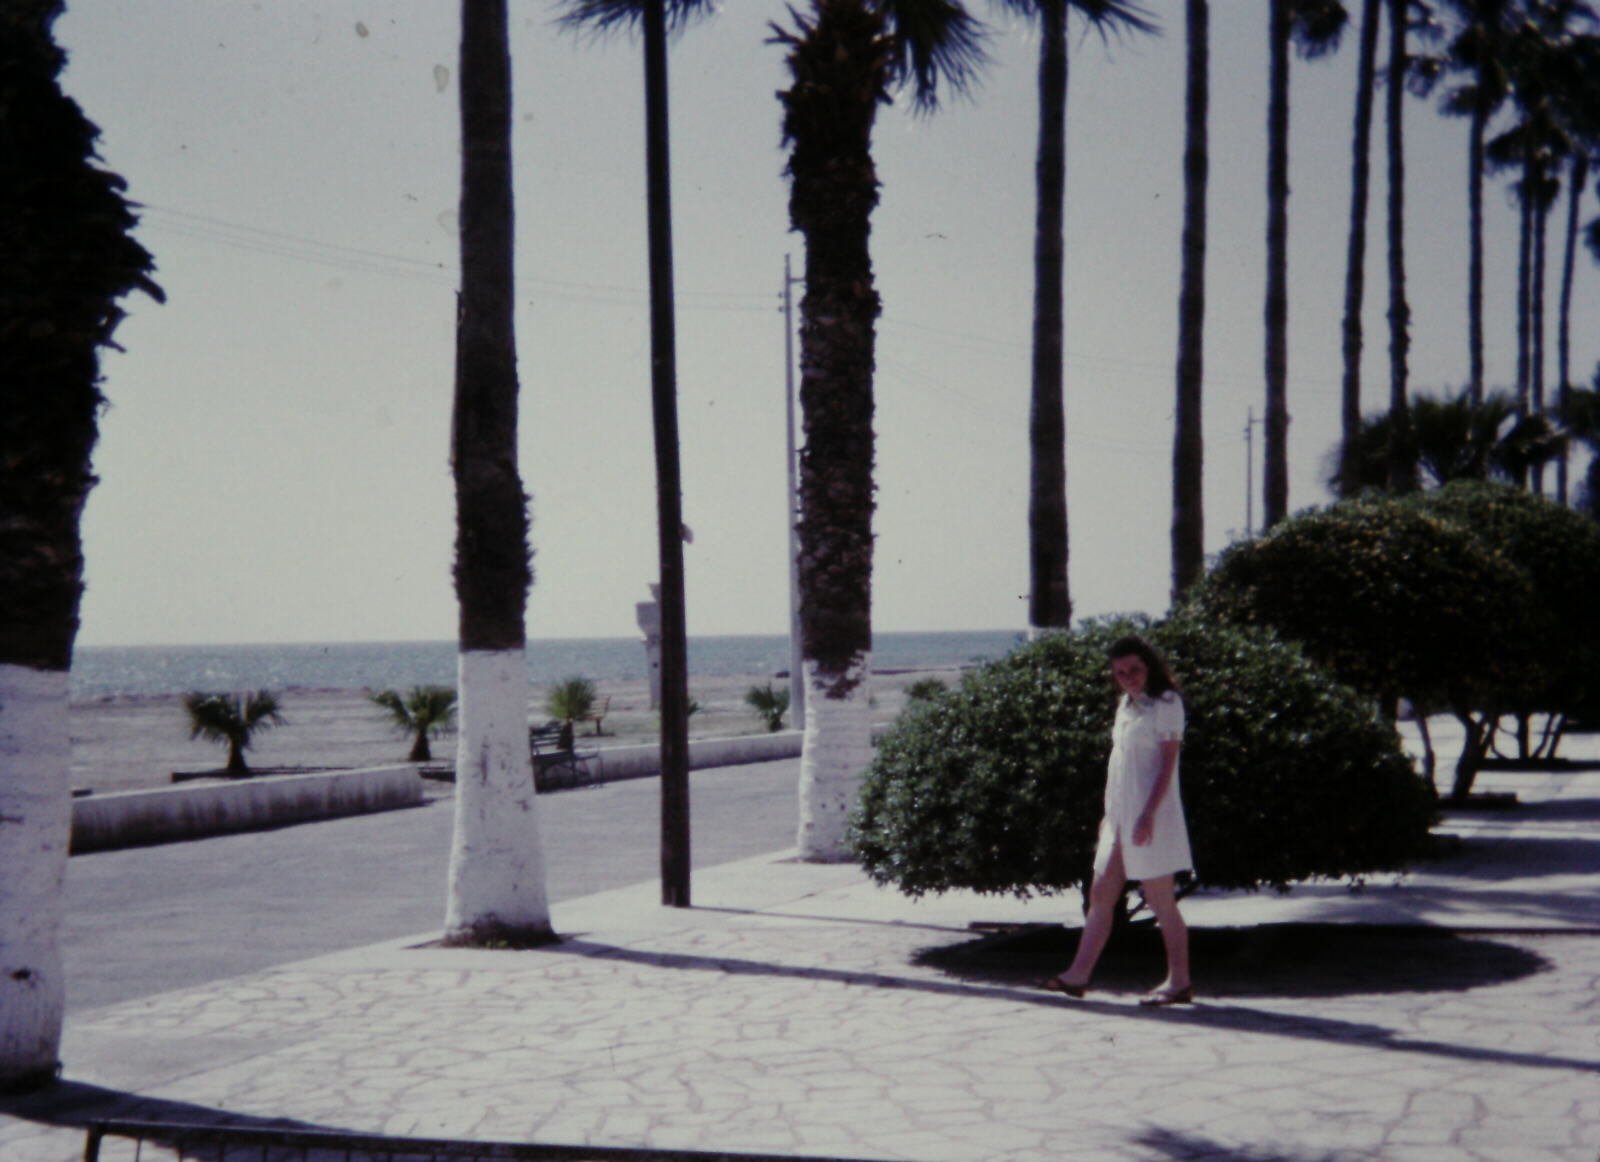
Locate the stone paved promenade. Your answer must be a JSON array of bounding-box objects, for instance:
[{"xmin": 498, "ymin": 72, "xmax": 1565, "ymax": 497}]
[{"xmin": 3, "ymin": 763, "xmax": 1599, "ymax": 1162}]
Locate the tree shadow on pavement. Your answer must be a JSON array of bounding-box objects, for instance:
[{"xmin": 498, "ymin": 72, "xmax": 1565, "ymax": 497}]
[
  {"xmin": 1129, "ymin": 1125, "xmax": 1355, "ymax": 1162},
  {"xmin": 0, "ymin": 1082, "xmax": 346, "ymax": 1161},
  {"xmin": 915, "ymin": 921, "xmax": 1549, "ymax": 999}
]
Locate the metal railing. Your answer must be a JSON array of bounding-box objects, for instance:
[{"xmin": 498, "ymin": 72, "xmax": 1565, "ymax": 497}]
[{"xmin": 84, "ymin": 1121, "xmax": 892, "ymax": 1162}]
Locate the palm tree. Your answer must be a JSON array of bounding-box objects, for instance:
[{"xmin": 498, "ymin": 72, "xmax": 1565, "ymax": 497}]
[
  {"xmin": 771, "ymin": 0, "xmax": 986, "ymax": 861},
  {"xmin": 745, "ymin": 682, "xmax": 792, "ymax": 732},
  {"xmin": 1488, "ymin": 2, "xmax": 1591, "ymax": 443},
  {"xmin": 368, "ymin": 685, "xmax": 457, "ymax": 763},
  {"xmin": 992, "ymin": 0, "xmax": 1156, "ymax": 630},
  {"xmin": 1334, "ymin": 387, "xmax": 1568, "ymax": 491},
  {"xmin": 445, "ymin": 0, "xmax": 552, "ymax": 948},
  {"xmin": 1434, "ymin": 0, "xmax": 1514, "ymax": 405},
  {"xmin": 1172, "ymin": 0, "xmax": 1209, "ymax": 597},
  {"xmin": 1264, "ymin": 0, "xmax": 1349, "ymax": 528},
  {"xmin": 1547, "ymin": 26, "xmax": 1600, "ymax": 502},
  {"xmin": 1337, "ymin": 0, "xmax": 1381, "ymax": 499},
  {"xmin": 0, "ymin": 0, "xmax": 161, "ymax": 1092},
  {"xmin": 1385, "ymin": 0, "xmax": 1414, "ymax": 494},
  {"xmin": 184, "ymin": 691, "xmax": 285, "ymax": 774},
  {"xmin": 545, "ymin": 676, "xmax": 598, "ymax": 750},
  {"xmin": 558, "ymin": 0, "xmax": 718, "ymax": 910}
]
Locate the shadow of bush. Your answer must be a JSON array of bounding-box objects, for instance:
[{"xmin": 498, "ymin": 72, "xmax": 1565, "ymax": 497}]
[{"xmin": 915, "ymin": 922, "xmax": 1548, "ymax": 999}]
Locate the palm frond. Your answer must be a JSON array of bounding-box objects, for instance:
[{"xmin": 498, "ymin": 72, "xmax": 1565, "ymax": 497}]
[
  {"xmin": 1288, "ymin": 0, "xmax": 1349, "ymax": 61},
  {"xmin": 183, "ymin": 690, "xmax": 283, "ymax": 772},
  {"xmin": 877, "ymin": 0, "xmax": 991, "ymax": 112},
  {"xmin": 405, "ymin": 685, "xmax": 459, "ymax": 734},
  {"xmin": 367, "ymin": 688, "xmax": 413, "ymax": 729},
  {"xmin": 988, "ymin": 0, "xmax": 1158, "ymax": 37},
  {"xmin": 554, "ymin": 0, "xmax": 718, "ymax": 40},
  {"xmin": 546, "ymin": 676, "xmax": 598, "ymax": 722}
]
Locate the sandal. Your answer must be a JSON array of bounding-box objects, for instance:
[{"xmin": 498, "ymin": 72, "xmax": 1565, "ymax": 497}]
[
  {"xmin": 1034, "ymin": 976, "xmax": 1086, "ymax": 998},
  {"xmin": 1138, "ymin": 985, "xmax": 1194, "ymax": 1007}
]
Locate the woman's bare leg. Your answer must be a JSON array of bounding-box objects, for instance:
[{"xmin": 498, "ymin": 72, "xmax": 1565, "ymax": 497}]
[
  {"xmin": 1057, "ymin": 844, "xmax": 1127, "ymax": 989},
  {"xmin": 1139, "ymin": 873, "xmax": 1191, "ymax": 992}
]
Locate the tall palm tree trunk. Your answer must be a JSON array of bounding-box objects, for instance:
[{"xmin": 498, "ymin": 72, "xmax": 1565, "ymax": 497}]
[
  {"xmin": 781, "ymin": 0, "xmax": 884, "ymax": 861},
  {"xmin": 1028, "ymin": 0, "xmax": 1071, "ymax": 633},
  {"xmin": 641, "ymin": 0, "xmax": 692, "ymax": 906},
  {"xmin": 445, "ymin": 0, "xmax": 551, "ymax": 944},
  {"xmin": 1384, "ymin": 0, "xmax": 1412, "ymax": 494},
  {"xmin": 1462, "ymin": 0, "xmax": 1505, "ymax": 407},
  {"xmin": 1516, "ymin": 165, "xmax": 1533, "ymax": 420},
  {"xmin": 1, "ymin": 0, "xmax": 159, "ymax": 1091},
  {"xmin": 1472, "ymin": 103, "xmax": 1484, "ymax": 409},
  {"xmin": 1532, "ymin": 184, "xmax": 1550, "ymax": 493},
  {"xmin": 1339, "ymin": 0, "xmax": 1381, "ymax": 498},
  {"xmin": 1556, "ymin": 153, "xmax": 1588, "ymax": 504},
  {"xmin": 1171, "ymin": 0, "xmax": 1208, "ymax": 597},
  {"xmin": 1466, "ymin": 85, "xmax": 1491, "ymax": 404},
  {"xmin": 1264, "ymin": 0, "xmax": 1292, "ymax": 528}
]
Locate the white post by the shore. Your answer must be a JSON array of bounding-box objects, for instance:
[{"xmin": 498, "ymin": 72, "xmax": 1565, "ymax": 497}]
[{"xmin": 637, "ymin": 585, "xmax": 662, "ymax": 711}]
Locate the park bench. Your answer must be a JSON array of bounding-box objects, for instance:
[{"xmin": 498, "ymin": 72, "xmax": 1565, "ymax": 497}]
[{"xmin": 528, "ymin": 721, "xmax": 596, "ymax": 791}]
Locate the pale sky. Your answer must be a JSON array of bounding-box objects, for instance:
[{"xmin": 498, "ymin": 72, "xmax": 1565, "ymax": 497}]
[{"xmin": 56, "ymin": 0, "xmax": 1600, "ymax": 647}]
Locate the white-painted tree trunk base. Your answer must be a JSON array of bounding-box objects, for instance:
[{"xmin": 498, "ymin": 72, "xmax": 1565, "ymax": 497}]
[
  {"xmin": 445, "ymin": 649, "xmax": 551, "ymax": 939},
  {"xmin": 0, "ymin": 665, "xmax": 70, "ymax": 1090},
  {"xmin": 796, "ymin": 655, "xmax": 872, "ymax": 862}
]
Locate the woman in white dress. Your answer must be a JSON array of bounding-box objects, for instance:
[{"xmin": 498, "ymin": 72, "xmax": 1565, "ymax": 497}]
[{"xmin": 1039, "ymin": 634, "xmax": 1194, "ymax": 1006}]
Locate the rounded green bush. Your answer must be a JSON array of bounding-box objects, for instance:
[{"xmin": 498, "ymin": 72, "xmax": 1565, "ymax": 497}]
[
  {"xmin": 1188, "ymin": 496, "xmax": 1538, "ymax": 712},
  {"xmin": 1407, "ymin": 481, "xmax": 1600, "ymax": 718},
  {"xmin": 851, "ymin": 615, "xmax": 1435, "ymax": 899}
]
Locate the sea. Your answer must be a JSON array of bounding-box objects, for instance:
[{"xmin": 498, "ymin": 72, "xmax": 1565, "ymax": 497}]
[{"xmin": 68, "ymin": 630, "xmax": 1027, "ymax": 700}]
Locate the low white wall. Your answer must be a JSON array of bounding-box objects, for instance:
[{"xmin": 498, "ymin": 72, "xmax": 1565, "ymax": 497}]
[
  {"xmin": 70, "ymin": 765, "xmax": 424, "ymax": 854},
  {"xmin": 591, "ymin": 725, "xmax": 889, "ymax": 782},
  {"xmin": 594, "ymin": 730, "xmax": 804, "ymax": 781}
]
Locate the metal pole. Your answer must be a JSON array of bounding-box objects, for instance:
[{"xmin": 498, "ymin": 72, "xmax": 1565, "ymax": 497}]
[
  {"xmin": 783, "ymin": 255, "xmax": 805, "ymax": 731},
  {"xmin": 643, "ymin": 0, "xmax": 690, "ymax": 908}
]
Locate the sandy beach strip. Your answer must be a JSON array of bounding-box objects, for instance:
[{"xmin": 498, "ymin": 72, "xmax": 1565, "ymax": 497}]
[{"xmin": 68, "ymin": 668, "xmax": 968, "ymax": 797}]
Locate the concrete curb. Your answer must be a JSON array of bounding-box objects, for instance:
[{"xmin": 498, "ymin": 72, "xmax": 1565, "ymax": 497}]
[{"xmin": 69, "ymin": 765, "xmax": 423, "ymax": 853}]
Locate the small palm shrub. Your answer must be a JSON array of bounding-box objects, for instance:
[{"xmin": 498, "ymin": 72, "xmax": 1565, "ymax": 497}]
[
  {"xmin": 745, "ymin": 682, "xmax": 791, "ymax": 732},
  {"xmin": 546, "ymin": 677, "xmax": 597, "ymax": 749},
  {"xmin": 546, "ymin": 676, "xmax": 597, "ymax": 722},
  {"xmin": 904, "ymin": 678, "xmax": 951, "ymax": 702},
  {"xmin": 183, "ymin": 691, "xmax": 284, "ymax": 774},
  {"xmin": 367, "ymin": 685, "xmax": 458, "ymax": 762},
  {"xmin": 852, "ymin": 615, "xmax": 1435, "ymax": 900}
]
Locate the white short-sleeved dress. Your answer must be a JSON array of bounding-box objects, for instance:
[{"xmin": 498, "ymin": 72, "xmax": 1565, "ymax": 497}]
[{"xmin": 1093, "ymin": 689, "xmax": 1194, "ymax": 882}]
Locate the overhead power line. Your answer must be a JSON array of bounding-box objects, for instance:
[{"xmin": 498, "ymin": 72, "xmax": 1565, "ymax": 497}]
[{"xmin": 131, "ymin": 202, "xmax": 772, "ymax": 312}]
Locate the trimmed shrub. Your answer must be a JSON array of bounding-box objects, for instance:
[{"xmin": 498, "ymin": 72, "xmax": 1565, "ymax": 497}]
[
  {"xmin": 852, "ymin": 615, "xmax": 1435, "ymax": 899},
  {"xmin": 1408, "ymin": 482, "xmax": 1600, "ymax": 712},
  {"xmin": 1188, "ymin": 496, "xmax": 1538, "ymax": 714},
  {"xmin": 1192, "ymin": 486, "xmax": 1600, "ymax": 796},
  {"xmin": 1407, "ymin": 482, "xmax": 1600, "ymax": 783}
]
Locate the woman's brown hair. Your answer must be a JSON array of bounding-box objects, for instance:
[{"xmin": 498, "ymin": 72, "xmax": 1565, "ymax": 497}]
[{"xmin": 1107, "ymin": 634, "xmax": 1181, "ymax": 698}]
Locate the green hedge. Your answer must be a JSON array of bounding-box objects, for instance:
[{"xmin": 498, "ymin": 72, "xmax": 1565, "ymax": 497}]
[
  {"xmin": 1407, "ymin": 482, "xmax": 1600, "ymax": 724},
  {"xmin": 1188, "ymin": 496, "xmax": 1537, "ymax": 713},
  {"xmin": 852, "ymin": 615, "xmax": 1435, "ymax": 898}
]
